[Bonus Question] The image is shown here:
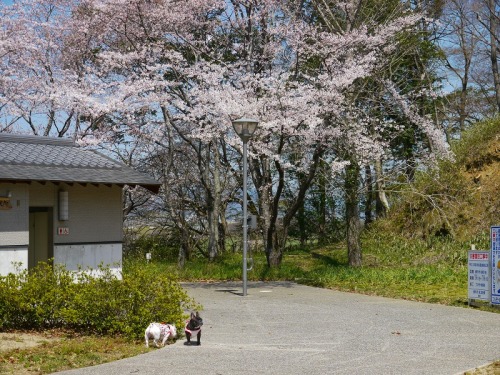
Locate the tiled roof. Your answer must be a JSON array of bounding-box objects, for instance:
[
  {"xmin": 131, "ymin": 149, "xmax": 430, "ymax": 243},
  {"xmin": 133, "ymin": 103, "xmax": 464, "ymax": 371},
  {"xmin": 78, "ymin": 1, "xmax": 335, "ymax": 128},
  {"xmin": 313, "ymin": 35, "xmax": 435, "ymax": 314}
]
[{"xmin": 0, "ymin": 134, "xmax": 160, "ymax": 193}]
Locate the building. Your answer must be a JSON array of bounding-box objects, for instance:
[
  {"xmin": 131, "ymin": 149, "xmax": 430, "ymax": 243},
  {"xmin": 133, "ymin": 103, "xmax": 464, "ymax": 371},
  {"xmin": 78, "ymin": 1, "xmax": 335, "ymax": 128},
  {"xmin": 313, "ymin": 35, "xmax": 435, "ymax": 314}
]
[{"xmin": 0, "ymin": 133, "xmax": 160, "ymax": 276}]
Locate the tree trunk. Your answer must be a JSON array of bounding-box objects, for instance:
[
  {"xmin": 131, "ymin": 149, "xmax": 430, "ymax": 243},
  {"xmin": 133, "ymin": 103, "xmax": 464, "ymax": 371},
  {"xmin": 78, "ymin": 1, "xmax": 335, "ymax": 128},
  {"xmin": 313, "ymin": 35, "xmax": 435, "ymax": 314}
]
[
  {"xmin": 219, "ymin": 202, "xmax": 228, "ymax": 253},
  {"xmin": 206, "ymin": 142, "xmax": 221, "ymax": 261},
  {"xmin": 318, "ymin": 160, "xmax": 327, "ymax": 245},
  {"xmin": 345, "ymin": 161, "xmax": 362, "ymax": 267},
  {"xmin": 374, "ymin": 157, "xmax": 389, "ymax": 218},
  {"xmin": 255, "ymin": 146, "xmax": 324, "ymax": 268},
  {"xmin": 458, "ymin": 77, "xmax": 468, "ymax": 132},
  {"xmin": 264, "ymin": 216, "xmax": 284, "ymax": 267},
  {"xmin": 489, "ymin": 0, "xmax": 500, "ymax": 113},
  {"xmin": 298, "ymin": 200, "xmax": 306, "ymax": 247},
  {"xmin": 364, "ymin": 164, "xmax": 373, "ymax": 226},
  {"xmin": 267, "ymin": 230, "xmax": 285, "ymax": 267},
  {"xmin": 178, "ymin": 232, "xmax": 190, "ymax": 268},
  {"xmin": 178, "ymin": 210, "xmax": 191, "ymax": 268},
  {"xmin": 255, "ymin": 156, "xmax": 278, "ymax": 267},
  {"xmin": 264, "ymin": 158, "xmax": 284, "ymax": 267},
  {"xmin": 207, "ymin": 194, "xmax": 219, "ymax": 261}
]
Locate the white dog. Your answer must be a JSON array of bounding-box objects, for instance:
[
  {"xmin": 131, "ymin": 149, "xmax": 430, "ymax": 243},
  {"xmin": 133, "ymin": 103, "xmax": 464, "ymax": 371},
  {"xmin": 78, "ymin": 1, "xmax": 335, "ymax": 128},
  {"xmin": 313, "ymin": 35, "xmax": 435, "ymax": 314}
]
[{"xmin": 144, "ymin": 323, "xmax": 177, "ymax": 347}]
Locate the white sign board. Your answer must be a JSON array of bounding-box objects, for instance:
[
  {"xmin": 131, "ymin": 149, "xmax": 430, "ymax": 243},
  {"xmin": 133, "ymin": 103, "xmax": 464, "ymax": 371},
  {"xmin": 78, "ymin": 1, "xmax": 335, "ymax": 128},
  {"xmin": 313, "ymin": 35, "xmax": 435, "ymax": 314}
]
[
  {"xmin": 491, "ymin": 226, "xmax": 500, "ymax": 305},
  {"xmin": 57, "ymin": 227, "xmax": 70, "ymax": 235},
  {"xmin": 468, "ymin": 251, "xmax": 490, "ymax": 301}
]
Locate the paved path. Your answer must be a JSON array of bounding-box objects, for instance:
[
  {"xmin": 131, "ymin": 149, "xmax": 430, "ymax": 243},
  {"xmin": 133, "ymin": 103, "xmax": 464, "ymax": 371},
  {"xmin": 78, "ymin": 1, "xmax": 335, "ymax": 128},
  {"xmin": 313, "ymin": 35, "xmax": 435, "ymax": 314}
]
[{"xmin": 56, "ymin": 282, "xmax": 500, "ymax": 375}]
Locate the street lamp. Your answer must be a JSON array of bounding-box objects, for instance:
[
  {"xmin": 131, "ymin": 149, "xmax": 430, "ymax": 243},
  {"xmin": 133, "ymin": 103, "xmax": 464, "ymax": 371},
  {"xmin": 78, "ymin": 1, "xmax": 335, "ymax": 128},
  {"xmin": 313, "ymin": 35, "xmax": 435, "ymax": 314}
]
[{"xmin": 232, "ymin": 117, "xmax": 259, "ymax": 296}]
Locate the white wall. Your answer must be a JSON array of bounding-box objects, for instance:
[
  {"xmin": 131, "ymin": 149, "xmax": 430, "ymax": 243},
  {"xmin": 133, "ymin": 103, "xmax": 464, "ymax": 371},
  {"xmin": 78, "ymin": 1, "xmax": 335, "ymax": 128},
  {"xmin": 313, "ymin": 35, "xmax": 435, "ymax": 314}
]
[
  {"xmin": 54, "ymin": 243, "xmax": 122, "ymax": 278},
  {"xmin": 0, "ymin": 247, "xmax": 28, "ymax": 275}
]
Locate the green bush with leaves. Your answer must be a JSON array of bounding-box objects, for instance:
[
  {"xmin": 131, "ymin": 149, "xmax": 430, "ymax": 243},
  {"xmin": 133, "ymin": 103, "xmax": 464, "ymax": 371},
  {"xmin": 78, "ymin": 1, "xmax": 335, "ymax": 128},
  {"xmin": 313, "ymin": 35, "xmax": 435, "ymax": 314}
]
[
  {"xmin": 124, "ymin": 230, "xmax": 179, "ymax": 261},
  {"xmin": 0, "ymin": 262, "xmax": 75, "ymax": 329},
  {"xmin": 0, "ymin": 261, "xmax": 199, "ymax": 340},
  {"xmin": 452, "ymin": 117, "xmax": 500, "ymax": 166}
]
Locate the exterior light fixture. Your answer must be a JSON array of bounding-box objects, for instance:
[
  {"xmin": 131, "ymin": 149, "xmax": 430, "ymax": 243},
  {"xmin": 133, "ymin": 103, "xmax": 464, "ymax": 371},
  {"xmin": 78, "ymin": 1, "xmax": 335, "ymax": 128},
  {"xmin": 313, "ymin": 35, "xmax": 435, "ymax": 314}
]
[
  {"xmin": 232, "ymin": 117, "xmax": 259, "ymax": 296},
  {"xmin": 58, "ymin": 191, "xmax": 69, "ymax": 221},
  {"xmin": 232, "ymin": 118, "xmax": 259, "ymax": 143}
]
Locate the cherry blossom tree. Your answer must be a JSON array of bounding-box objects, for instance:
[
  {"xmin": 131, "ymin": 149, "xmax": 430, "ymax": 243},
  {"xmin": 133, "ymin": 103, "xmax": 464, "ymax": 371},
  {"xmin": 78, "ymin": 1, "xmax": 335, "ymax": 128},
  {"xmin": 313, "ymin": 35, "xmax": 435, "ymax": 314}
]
[
  {"xmin": 64, "ymin": 0, "xmax": 235, "ymax": 260},
  {"xmin": 1, "ymin": 0, "xmax": 452, "ymax": 267},
  {"xmin": 176, "ymin": 0, "xmax": 452, "ymax": 266},
  {"xmin": 295, "ymin": 0, "xmax": 452, "ymax": 266},
  {"xmin": 0, "ymin": 0, "xmax": 104, "ymax": 137}
]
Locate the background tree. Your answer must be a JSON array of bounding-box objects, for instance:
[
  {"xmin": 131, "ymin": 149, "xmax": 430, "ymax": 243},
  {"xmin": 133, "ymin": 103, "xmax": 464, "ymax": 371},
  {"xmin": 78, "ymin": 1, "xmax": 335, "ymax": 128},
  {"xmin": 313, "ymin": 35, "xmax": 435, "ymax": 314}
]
[
  {"xmin": 0, "ymin": 0, "xmax": 452, "ymax": 270},
  {"xmin": 0, "ymin": 0, "xmax": 106, "ymax": 137},
  {"xmin": 294, "ymin": 0, "xmax": 450, "ymax": 265},
  {"xmin": 438, "ymin": 0, "xmax": 500, "ymax": 135}
]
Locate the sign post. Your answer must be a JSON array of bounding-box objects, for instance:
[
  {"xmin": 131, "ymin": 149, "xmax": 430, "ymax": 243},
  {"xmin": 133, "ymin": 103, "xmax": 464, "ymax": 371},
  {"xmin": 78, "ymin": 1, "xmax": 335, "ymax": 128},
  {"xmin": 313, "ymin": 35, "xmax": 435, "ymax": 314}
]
[
  {"xmin": 468, "ymin": 250, "xmax": 490, "ymax": 304},
  {"xmin": 491, "ymin": 226, "xmax": 500, "ymax": 305}
]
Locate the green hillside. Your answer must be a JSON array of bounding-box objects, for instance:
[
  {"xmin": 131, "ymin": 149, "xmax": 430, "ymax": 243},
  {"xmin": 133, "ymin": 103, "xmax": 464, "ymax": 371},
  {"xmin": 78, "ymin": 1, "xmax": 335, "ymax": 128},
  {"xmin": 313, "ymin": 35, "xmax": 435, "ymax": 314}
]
[{"xmin": 377, "ymin": 117, "xmax": 500, "ymax": 249}]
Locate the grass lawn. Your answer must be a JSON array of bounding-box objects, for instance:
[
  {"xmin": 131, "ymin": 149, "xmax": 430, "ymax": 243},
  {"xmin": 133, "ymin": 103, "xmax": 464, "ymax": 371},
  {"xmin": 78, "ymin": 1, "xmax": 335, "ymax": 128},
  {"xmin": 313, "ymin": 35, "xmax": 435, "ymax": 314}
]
[
  {"xmin": 0, "ymin": 332, "xmax": 150, "ymax": 374},
  {"xmin": 151, "ymin": 243, "xmax": 471, "ymax": 307}
]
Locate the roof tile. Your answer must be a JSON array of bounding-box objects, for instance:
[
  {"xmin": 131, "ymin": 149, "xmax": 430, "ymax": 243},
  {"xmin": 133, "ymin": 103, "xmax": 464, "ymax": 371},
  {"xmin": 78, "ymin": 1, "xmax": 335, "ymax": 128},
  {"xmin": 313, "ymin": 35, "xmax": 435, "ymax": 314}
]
[{"xmin": 0, "ymin": 134, "xmax": 160, "ymax": 192}]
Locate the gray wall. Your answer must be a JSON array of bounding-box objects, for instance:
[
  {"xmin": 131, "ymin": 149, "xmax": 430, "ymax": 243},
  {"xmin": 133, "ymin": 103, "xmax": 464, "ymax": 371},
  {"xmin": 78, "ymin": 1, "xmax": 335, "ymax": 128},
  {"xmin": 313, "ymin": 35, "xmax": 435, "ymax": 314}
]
[
  {"xmin": 53, "ymin": 184, "xmax": 123, "ymax": 244},
  {"xmin": 0, "ymin": 183, "xmax": 29, "ymax": 246}
]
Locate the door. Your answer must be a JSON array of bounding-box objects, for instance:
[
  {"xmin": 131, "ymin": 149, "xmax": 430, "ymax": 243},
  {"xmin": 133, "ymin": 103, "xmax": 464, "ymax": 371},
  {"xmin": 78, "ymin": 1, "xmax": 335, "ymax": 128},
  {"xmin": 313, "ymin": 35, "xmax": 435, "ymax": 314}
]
[{"xmin": 29, "ymin": 208, "xmax": 53, "ymax": 268}]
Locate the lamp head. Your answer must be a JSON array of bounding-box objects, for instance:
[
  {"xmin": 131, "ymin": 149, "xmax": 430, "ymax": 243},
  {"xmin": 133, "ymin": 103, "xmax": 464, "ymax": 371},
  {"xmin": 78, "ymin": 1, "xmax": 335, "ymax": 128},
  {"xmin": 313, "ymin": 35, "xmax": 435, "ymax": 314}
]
[{"xmin": 232, "ymin": 118, "xmax": 259, "ymax": 142}]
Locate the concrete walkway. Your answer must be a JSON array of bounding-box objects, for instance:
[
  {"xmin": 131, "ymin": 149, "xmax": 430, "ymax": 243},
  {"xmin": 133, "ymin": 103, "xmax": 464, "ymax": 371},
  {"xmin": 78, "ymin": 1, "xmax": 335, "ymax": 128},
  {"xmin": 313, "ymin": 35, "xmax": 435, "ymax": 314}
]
[{"xmin": 56, "ymin": 282, "xmax": 500, "ymax": 375}]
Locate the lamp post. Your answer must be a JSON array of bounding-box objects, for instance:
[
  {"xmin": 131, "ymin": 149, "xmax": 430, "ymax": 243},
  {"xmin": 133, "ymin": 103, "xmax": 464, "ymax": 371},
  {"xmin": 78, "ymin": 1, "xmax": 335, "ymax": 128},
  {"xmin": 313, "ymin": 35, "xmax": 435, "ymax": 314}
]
[{"xmin": 232, "ymin": 117, "xmax": 259, "ymax": 296}]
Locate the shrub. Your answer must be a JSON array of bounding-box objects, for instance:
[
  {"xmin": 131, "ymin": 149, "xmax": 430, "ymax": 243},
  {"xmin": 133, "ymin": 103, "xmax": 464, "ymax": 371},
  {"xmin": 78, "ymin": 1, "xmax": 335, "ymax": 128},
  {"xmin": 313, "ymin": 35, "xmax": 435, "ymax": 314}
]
[
  {"xmin": 0, "ymin": 262, "xmax": 75, "ymax": 330},
  {"xmin": 0, "ymin": 261, "xmax": 199, "ymax": 340},
  {"xmin": 452, "ymin": 117, "xmax": 500, "ymax": 166},
  {"xmin": 124, "ymin": 230, "xmax": 179, "ymax": 261}
]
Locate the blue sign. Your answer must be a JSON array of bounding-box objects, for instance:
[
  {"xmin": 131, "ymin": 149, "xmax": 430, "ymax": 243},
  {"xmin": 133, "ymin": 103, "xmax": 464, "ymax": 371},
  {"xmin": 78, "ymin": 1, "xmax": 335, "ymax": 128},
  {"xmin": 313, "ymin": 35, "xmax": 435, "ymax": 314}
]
[{"xmin": 491, "ymin": 226, "xmax": 500, "ymax": 305}]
